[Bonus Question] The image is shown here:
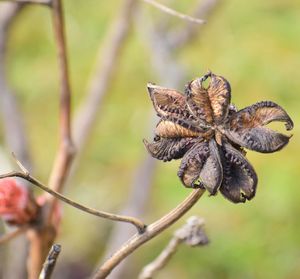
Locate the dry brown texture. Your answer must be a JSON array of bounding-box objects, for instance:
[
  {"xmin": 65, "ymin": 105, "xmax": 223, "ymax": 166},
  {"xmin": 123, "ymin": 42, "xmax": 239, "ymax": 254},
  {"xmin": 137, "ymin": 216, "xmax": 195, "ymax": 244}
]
[
  {"xmin": 156, "ymin": 121, "xmax": 200, "ymax": 138},
  {"xmin": 207, "ymin": 74, "xmax": 231, "ymax": 123},
  {"xmin": 145, "ymin": 72, "xmax": 293, "ymax": 202},
  {"xmin": 187, "ymin": 79, "xmax": 213, "ymax": 124}
]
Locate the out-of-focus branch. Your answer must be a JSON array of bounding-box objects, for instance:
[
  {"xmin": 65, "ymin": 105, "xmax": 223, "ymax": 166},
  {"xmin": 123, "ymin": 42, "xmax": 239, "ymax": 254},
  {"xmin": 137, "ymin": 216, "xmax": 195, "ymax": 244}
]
[
  {"xmin": 0, "ymin": 0, "xmax": 50, "ymax": 6},
  {"xmin": 140, "ymin": 236, "xmax": 181, "ymax": 279},
  {"xmin": 25, "ymin": 1, "xmax": 74, "ymax": 277},
  {"xmin": 138, "ymin": 216, "xmax": 209, "ymax": 279},
  {"xmin": 169, "ymin": 0, "xmax": 219, "ymax": 49},
  {"xmin": 92, "ymin": 188, "xmax": 206, "ymax": 279},
  {"xmin": 0, "ymin": 3, "xmax": 33, "ymax": 279},
  {"xmin": 0, "ymin": 3, "xmax": 32, "ymax": 176},
  {"xmin": 47, "ymin": 0, "xmax": 75, "ymax": 206},
  {"xmin": 39, "ymin": 244, "xmax": 61, "ymax": 279},
  {"xmin": 72, "ymin": 0, "xmax": 137, "ymax": 154},
  {"xmin": 142, "ymin": 0, "xmax": 206, "ymax": 24},
  {"xmin": 0, "ymin": 168, "xmax": 146, "ymax": 233},
  {"xmin": 95, "ymin": 155, "xmax": 157, "ymax": 279},
  {"xmin": 0, "ymin": 225, "xmax": 28, "ymax": 245}
]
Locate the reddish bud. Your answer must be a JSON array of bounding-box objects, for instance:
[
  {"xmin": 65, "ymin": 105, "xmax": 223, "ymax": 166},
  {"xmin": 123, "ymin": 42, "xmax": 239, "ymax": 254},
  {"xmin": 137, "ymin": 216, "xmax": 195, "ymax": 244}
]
[{"xmin": 0, "ymin": 178, "xmax": 38, "ymax": 225}]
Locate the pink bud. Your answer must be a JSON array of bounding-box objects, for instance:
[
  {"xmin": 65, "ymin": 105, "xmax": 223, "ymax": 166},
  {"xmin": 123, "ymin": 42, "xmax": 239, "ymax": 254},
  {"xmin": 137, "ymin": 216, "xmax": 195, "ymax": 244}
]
[{"xmin": 0, "ymin": 178, "xmax": 38, "ymax": 225}]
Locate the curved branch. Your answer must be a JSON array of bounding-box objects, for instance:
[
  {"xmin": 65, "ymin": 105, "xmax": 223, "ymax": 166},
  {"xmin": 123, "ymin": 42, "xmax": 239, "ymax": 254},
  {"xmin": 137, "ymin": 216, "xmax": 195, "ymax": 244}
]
[
  {"xmin": 0, "ymin": 171, "xmax": 146, "ymax": 233},
  {"xmin": 139, "ymin": 216, "xmax": 208, "ymax": 279},
  {"xmin": 142, "ymin": 0, "xmax": 206, "ymax": 24},
  {"xmin": 92, "ymin": 188, "xmax": 205, "ymax": 279}
]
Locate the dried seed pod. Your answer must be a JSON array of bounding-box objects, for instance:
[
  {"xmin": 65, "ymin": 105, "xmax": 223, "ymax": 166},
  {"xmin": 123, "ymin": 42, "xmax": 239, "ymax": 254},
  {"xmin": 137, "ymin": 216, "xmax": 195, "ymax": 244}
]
[{"xmin": 145, "ymin": 72, "xmax": 293, "ymax": 203}]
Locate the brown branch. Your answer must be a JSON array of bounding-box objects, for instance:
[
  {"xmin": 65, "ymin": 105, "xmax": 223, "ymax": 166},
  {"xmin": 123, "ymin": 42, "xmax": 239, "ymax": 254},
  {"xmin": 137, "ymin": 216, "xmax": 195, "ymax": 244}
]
[
  {"xmin": 92, "ymin": 188, "xmax": 206, "ymax": 279},
  {"xmin": 138, "ymin": 216, "xmax": 209, "ymax": 279},
  {"xmin": 25, "ymin": 1, "xmax": 74, "ymax": 277},
  {"xmin": 95, "ymin": 155, "xmax": 156, "ymax": 278},
  {"xmin": 0, "ymin": 170, "xmax": 146, "ymax": 233},
  {"xmin": 47, "ymin": 0, "xmax": 75, "ymax": 204},
  {"xmin": 72, "ymin": 0, "xmax": 137, "ymax": 154},
  {"xmin": 39, "ymin": 244, "xmax": 61, "ymax": 279},
  {"xmin": 0, "ymin": 226, "xmax": 28, "ymax": 245},
  {"xmin": 142, "ymin": 0, "xmax": 206, "ymax": 24}
]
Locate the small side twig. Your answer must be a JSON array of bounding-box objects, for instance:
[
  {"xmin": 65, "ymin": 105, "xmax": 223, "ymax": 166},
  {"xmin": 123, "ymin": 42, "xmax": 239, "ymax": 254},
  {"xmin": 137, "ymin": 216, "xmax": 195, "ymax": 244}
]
[
  {"xmin": 92, "ymin": 188, "xmax": 206, "ymax": 279},
  {"xmin": 0, "ymin": 226, "xmax": 29, "ymax": 245},
  {"xmin": 142, "ymin": 0, "xmax": 206, "ymax": 24},
  {"xmin": 169, "ymin": 0, "xmax": 219, "ymax": 48},
  {"xmin": 0, "ymin": 168, "xmax": 146, "ymax": 233},
  {"xmin": 39, "ymin": 244, "xmax": 61, "ymax": 279},
  {"xmin": 139, "ymin": 216, "xmax": 209, "ymax": 279}
]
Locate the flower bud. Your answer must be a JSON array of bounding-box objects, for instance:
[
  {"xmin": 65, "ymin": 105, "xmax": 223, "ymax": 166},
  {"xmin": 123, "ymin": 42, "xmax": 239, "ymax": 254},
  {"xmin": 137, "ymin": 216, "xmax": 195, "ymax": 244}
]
[{"xmin": 0, "ymin": 178, "xmax": 38, "ymax": 225}]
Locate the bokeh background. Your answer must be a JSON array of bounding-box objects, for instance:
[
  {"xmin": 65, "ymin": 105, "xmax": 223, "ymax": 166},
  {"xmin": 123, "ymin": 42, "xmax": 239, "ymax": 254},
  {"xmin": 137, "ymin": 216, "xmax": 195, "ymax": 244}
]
[{"xmin": 0, "ymin": 0, "xmax": 299, "ymax": 278}]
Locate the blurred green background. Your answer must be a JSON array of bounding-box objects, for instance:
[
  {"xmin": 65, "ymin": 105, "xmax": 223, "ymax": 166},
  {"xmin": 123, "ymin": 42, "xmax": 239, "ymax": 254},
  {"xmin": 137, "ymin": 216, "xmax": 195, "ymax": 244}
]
[{"xmin": 1, "ymin": 0, "xmax": 300, "ymax": 278}]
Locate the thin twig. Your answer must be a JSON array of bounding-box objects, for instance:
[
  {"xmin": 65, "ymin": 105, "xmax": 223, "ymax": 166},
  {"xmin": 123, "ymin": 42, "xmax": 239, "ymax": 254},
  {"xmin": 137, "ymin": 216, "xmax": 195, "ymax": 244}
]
[
  {"xmin": 24, "ymin": 1, "xmax": 74, "ymax": 277},
  {"xmin": 92, "ymin": 188, "xmax": 206, "ymax": 279},
  {"xmin": 0, "ymin": 0, "xmax": 50, "ymax": 5},
  {"xmin": 0, "ymin": 170, "xmax": 146, "ymax": 233},
  {"xmin": 139, "ymin": 237, "xmax": 180, "ymax": 279},
  {"xmin": 39, "ymin": 244, "xmax": 61, "ymax": 279},
  {"xmin": 46, "ymin": 0, "xmax": 75, "ymax": 215},
  {"xmin": 95, "ymin": 155, "xmax": 156, "ymax": 278},
  {"xmin": 139, "ymin": 216, "xmax": 209, "ymax": 279},
  {"xmin": 142, "ymin": 0, "xmax": 206, "ymax": 24},
  {"xmin": 169, "ymin": 0, "xmax": 219, "ymax": 49},
  {"xmin": 0, "ymin": 226, "xmax": 28, "ymax": 245}
]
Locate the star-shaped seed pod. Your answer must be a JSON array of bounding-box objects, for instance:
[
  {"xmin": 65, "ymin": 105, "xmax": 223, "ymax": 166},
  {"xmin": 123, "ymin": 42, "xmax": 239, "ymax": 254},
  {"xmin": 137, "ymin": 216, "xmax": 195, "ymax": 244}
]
[{"xmin": 144, "ymin": 72, "xmax": 293, "ymax": 203}]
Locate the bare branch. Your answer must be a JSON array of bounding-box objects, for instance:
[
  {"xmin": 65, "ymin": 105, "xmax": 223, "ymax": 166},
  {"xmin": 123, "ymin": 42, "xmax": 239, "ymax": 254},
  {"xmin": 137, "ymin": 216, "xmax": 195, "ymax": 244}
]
[
  {"xmin": 47, "ymin": 0, "xmax": 75, "ymax": 203},
  {"xmin": 25, "ymin": 1, "xmax": 74, "ymax": 277},
  {"xmin": 72, "ymin": 0, "xmax": 137, "ymax": 153},
  {"xmin": 12, "ymin": 152, "xmax": 30, "ymax": 175},
  {"xmin": 92, "ymin": 188, "xmax": 206, "ymax": 279},
  {"xmin": 142, "ymin": 0, "xmax": 206, "ymax": 25},
  {"xmin": 95, "ymin": 155, "xmax": 156, "ymax": 278},
  {"xmin": 139, "ymin": 216, "xmax": 209, "ymax": 279},
  {"xmin": 0, "ymin": 226, "xmax": 28, "ymax": 245},
  {"xmin": 169, "ymin": 0, "xmax": 219, "ymax": 48},
  {"xmin": 0, "ymin": 170, "xmax": 146, "ymax": 233},
  {"xmin": 39, "ymin": 244, "xmax": 61, "ymax": 279},
  {"xmin": 0, "ymin": 3, "xmax": 33, "ymax": 177},
  {"xmin": 139, "ymin": 236, "xmax": 180, "ymax": 279}
]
